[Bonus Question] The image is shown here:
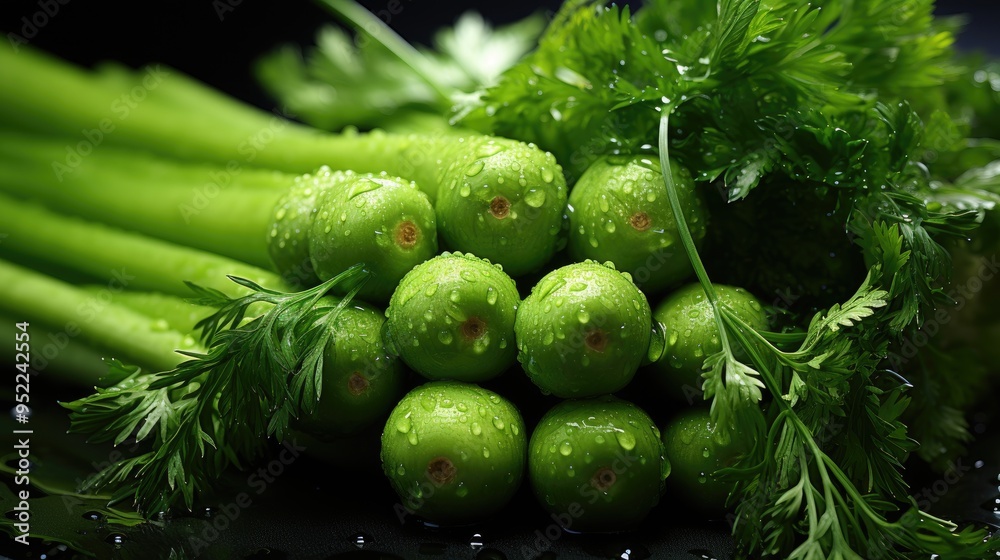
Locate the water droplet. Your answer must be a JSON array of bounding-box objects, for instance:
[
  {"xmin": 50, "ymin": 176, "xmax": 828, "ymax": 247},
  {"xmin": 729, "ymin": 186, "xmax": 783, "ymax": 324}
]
[
  {"xmin": 82, "ymin": 511, "xmax": 103, "ymax": 521},
  {"xmin": 605, "ymin": 221, "xmax": 617, "ymax": 233},
  {"xmin": 396, "ymin": 465, "xmax": 406, "ymax": 476},
  {"xmin": 351, "ymin": 532, "xmax": 370, "ymax": 549},
  {"xmin": 459, "ymin": 184, "xmax": 472, "ymax": 197},
  {"xmin": 511, "ymin": 424, "xmax": 519, "ymax": 436},
  {"xmin": 421, "ymin": 396, "xmax": 436, "ymax": 412},
  {"xmin": 106, "ymin": 533, "xmax": 126, "ymax": 546},
  {"xmin": 425, "ymin": 284, "xmax": 438, "ymax": 296},
  {"xmin": 616, "ymin": 431, "xmax": 636, "ymax": 451},
  {"xmin": 472, "ymin": 422, "xmax": 483, "ymax": 436},
  {"xmin": 559, "ymin": 442, "xmax": 573, "ymax": 456},
  {"xmin": 396, "ymin": 417, "xmax": 412, "ymax": 433},
  {"xmin": 702, "ymin": 448, "xmax": 711, "ymax": 458},
  {"xmin": 599, "ymin": 196, "xmax": 610, "ymax": 213},
  {"xmin": 541, "ymin": 167, "xmax": 555, "ymax": 183},
  {"xmin": 543, "ymin": 331, "xmax": 555, "ymax": 345},
  {"xmin": 438, "ymin": 331, "xmax": 454, "ymax": 345},
  {"xmin": 466, "ymin": 160, "xmax": 486, "ymax": 176},
  {"xmin": 492, "ymin": 417, "xmax": 505, "ymax": 430},
  {"xmin": 577, "ymin": 310, "xmax": 590, "ymax": 324},
  {"xmin": 486, "ymin": 288, "xmax": 498, "ymax": 305},
  {"xmin": 524, "ymin": 189, "xmax": 547, "ymax": 208},
  {"xmin": 697, "ymin": 474, "xmax": 708, "ymax": 484},
  {"xmin": 407, "ymin": 431, "xmax": 419, "ymax": 445},
  {"xmin": 595, "ymin": 434, "xmax": 606, "ymax": 444},
  {"xmin": 450, "ymin": 290, "xmax": 462, "ymax": 303},
  {"xmin": 483, "ymin": 448, "xmax": 491, "ymax": 458},
  {"xmin": 470, "ymin": 533, "xmax": 484, "ymax": 550}
]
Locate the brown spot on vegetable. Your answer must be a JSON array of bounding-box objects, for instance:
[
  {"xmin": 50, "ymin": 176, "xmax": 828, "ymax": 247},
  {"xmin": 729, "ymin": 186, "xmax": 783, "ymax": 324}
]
[
  {"xmin": 395, "ymin": 220, "xmax": 419, "ymax": 248},
  {"xmin": 461, "ymin": 317, "xmax": 487, "ymax": 340},
  {"xmin": 591, "ymin": 466, "xmax": 616, "ymax": 491},
  {"xmin": 427, "ymin": 456, "xmax": 457, "ymax": 484},
  {"xmin": 629, "ymin": 211, "xmax": 651, "ymax": 231},
  {"xmin": 348, "ymin": 372, "xmax": 369, "ymax": 396},
  {"xmin": 489, "ymin": 196, "xmax": 510, "ymax": 219},
  {"xmin": 585, "ymin": 329, "xmax": 608, "ymax": 352}
]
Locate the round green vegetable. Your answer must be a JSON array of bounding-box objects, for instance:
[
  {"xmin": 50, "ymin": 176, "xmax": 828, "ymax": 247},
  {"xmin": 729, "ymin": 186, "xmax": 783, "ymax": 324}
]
[
  {"xmin": 651, "ymin": 283, "xmax": 768, "ymax": 400},
  {"xmin": 528, "ymin": 396, "xmax": 668, "ymax": 532},
  {"xmin": 381, "ymin": 381, "xmax": 527, "ymax": 523},
  {"xmin": 661, "ymin": 409, "xmax": 746, "ymax": 510},
  {"xmin": 567, "ymin": 155, "xmax": 707, "ymax": 295},
  {"xmin": 385, "ymin": 252, "xmax": 520, "ymax": 382},
  {"xmin": 434, "ymin": 137, "xmax": 568, "ymax": 277},
  {"xmin": 269, "ymin": 167, "xmax": 437, "ymax": 302},
  {"xmin": 515, "ymin": 261, "xmax": 652, "ymax": 398},
  {"xmin": 293, "ymin": 302, "xmax": 405, "ymax": 439}
]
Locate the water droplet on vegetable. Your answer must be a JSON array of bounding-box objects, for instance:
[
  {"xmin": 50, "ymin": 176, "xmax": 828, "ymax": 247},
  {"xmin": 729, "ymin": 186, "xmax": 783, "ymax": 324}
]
[
  {"xmin": 616, "ymin": 431, "xmax": 636, "ymax": 451},
  {"xmin": 396, "ymin": 417, "xmax": 412, "ymax": 433},
  {"xmin": 466, "ymin": 161, "xmax": 485, "ymax": 176},
  {"xmin": 524, "ymin": 189, "xmax": 547, "ymax": 208}
]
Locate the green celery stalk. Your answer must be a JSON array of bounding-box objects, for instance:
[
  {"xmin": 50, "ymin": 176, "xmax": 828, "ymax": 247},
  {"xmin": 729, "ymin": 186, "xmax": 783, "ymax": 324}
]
[
  {"xmin": 0, "ymin": 144, "xmax": 282, "ymax": 269},
  {"xmin": 82, "ymin": 287, "xmax": 212, "ymax": 336},
  {"xmin": 0, "ymin": 259, "xmax": 198, "ymax": 373},
  {"xmin": 0, "ymin": 192, "xmax": 290, "ymax": 297},
  {"xmin": 0, "ymin": 311, "xmax": 112, "ymax": 387},
  {"xmin": 0, "ymin": 47, "xmax": 567, "ymax": 276}
]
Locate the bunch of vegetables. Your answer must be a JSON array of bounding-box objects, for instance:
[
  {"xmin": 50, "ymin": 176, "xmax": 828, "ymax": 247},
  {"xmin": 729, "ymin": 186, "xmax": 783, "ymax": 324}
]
[{"xmin": 3, "ymin": 0, "xmax": 1000, "ymax": 558}]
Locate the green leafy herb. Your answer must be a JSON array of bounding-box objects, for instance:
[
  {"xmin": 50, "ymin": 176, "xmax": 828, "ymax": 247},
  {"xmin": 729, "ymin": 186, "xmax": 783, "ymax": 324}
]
[
  {"xmin": 62, "ymin": 267, "xmax": 368, "ymax": 512},
  {"xmin": 256, "ymin": 0, "xmax": 545, "ymax": 130}
]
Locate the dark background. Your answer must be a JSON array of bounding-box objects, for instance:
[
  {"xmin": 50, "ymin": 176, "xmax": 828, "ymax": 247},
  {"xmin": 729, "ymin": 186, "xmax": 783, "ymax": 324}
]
[{"xmin": 0, "ymin": 0, "xmax": 997, "ymax": 112}]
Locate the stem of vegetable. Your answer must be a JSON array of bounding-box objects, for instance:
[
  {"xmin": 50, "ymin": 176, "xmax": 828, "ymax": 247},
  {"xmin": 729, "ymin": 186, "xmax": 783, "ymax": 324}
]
[
  {"xmin": 316, "ymin": 0, "xmax": 454, "ymax": 103},
  {"xmin": 0, "ymin": 192, "xmax": 291, "ymax": 297},
  {"xmin": 0, "ymin": 156, "xmax": 280, "ymax": 269},
  {"xmin": 0, "ymin": 312, "xmax": 111, "ymax": 387},
  {"xmin": 0, "ymin": 258, "xmax": 198, "ymax": 373},
  {"xmin": 0, "ymin": 48, "xmax": 568, "ymax": 275}
]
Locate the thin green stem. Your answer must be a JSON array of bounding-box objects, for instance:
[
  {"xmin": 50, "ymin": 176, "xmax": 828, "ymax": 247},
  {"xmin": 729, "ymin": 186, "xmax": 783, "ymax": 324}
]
[{"xmin": 315, "ymin": 0, "xmax": 454, "ymax": 103}]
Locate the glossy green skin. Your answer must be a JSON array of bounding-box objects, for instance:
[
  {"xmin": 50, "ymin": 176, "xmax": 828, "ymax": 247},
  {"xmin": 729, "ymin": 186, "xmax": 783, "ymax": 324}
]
[
  {"xmin": 295, "ymin": 302, "xmax": 405, "ymax": 439},
  {"xmin": 385, "ymin": 252, "xmax": 520, "ymax": 382},
  {"xmin": 568, "ymin": 155, "xmax": 707, "ymax": 295},
  {"xmin": 528, "ymin": 397, "xmax": 668, "ymax": 532},
  {"xmin": 515, "ymin": 261, "xmax": 652, "ymax": 398},
  {"xmin": 268, "ymin": 168, "xmax": 437, "ymax": 301},
  {"xmin": 267, "ymin": 169, "xmax": 324, "ymax": 285},
  {"xmin": 435, "ymin": 136, "xmax": 568, "ymax": 277},
  {"xmin": 309, "ymin": 173, "xmax": 437, "ymax": 304},
  {"xmin": 381, "ymin": 381, "xmax": 527, "ymax": 523},
  {"xmin": 651, "ymin": 283, "xmax": 768, "ymax": 400},
  {"xmin": 661, "ymin": 409, "xmax": 746, "ymax": 510}
]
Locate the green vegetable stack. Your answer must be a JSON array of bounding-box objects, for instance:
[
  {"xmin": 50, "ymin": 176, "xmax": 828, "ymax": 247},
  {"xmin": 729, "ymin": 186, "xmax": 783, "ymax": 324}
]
[{"xmin": 2, "ymin": 0, "xmax": 1000, "ymax": 558}]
